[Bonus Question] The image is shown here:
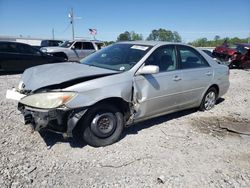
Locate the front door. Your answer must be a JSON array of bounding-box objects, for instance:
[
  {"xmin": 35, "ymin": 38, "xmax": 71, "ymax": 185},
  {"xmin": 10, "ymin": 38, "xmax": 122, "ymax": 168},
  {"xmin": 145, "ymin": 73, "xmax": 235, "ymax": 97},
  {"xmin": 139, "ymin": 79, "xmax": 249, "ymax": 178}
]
[{"xmin": 133, "ymin": 45, "xmax": 183, "ymax": 120}]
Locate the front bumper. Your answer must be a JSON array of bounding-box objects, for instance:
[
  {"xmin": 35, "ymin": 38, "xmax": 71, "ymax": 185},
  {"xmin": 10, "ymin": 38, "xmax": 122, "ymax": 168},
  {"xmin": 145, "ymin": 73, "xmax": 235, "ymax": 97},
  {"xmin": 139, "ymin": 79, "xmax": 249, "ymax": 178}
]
[{"xmin": 18, "ymin": 103, "xmax": 87, "ymax": 137}]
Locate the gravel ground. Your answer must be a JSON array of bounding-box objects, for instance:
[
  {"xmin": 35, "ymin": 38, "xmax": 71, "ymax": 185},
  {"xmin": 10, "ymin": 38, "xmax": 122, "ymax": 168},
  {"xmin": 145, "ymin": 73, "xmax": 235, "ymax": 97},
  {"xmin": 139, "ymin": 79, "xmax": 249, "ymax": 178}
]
[{"xmin": 0, "ymin": 69, "xmax": 250, "ymax": 188}]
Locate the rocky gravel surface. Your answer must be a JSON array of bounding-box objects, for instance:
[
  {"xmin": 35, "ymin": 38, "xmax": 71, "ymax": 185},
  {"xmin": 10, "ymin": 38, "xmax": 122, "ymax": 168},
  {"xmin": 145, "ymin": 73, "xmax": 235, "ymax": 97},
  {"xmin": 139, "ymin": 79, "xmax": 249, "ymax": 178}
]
[{"xmin": 0, "ymin": 69, "xmax": 250, "ymax": 188}]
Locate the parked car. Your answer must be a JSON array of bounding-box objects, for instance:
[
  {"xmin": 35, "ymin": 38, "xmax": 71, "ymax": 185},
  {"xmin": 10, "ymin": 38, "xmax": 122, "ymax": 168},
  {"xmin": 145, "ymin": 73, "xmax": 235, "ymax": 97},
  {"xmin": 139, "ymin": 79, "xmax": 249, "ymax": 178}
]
[
  {"xmin": 202, "ymin": 49, "xmax": 222, "ymax": 64},
  {"xmin": 0, "ymin": 41, "xmax": 65, "ymax": 72},
  {"xmin": 212, "ymin": 41, "xmax": 237, "ymax": 60},
  {"xmin": 228, "ymin": 44, "xmax": 250, "ymax": 69},
  {"xmin": 40, "ymin": 40, "xmax": 104, "ymax": 61},
  {"xmin": 40, "ymin": 40, "xmax": 64, "ymax": 47},
  {"xmin": 6, "ymin": 41, "xmax": 230, "ymax": 147},
  {"xmin": 213, "ymin": 42, "xmax": 250, "ymax": 61}
]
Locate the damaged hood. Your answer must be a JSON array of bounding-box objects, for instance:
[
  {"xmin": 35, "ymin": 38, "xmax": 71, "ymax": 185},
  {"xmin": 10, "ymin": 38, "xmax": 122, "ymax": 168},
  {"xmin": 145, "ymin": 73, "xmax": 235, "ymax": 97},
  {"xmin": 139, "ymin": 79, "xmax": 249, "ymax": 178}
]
[{"xmin": 21, "ymin": 62, "xmax": 118, "ymax": 91}]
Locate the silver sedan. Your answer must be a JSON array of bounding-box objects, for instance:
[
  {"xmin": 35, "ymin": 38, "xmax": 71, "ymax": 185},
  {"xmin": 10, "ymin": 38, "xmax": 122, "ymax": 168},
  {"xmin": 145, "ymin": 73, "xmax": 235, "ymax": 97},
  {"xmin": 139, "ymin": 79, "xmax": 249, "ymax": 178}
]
[{"xmin": 7, "ymin": 41, "xmax": 230, "ymax": 147}]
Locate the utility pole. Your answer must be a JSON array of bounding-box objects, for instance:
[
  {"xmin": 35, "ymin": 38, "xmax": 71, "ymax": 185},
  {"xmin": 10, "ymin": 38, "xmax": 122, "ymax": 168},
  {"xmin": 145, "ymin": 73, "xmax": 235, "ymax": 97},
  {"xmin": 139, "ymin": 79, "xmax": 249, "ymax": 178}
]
[
  {"xmin": 69, "ymin": 8, "xmax": 75, "ymax": 40},
  {"xmin": 52, "ymin": 28, "xmax": 55, "ymax": 40}
]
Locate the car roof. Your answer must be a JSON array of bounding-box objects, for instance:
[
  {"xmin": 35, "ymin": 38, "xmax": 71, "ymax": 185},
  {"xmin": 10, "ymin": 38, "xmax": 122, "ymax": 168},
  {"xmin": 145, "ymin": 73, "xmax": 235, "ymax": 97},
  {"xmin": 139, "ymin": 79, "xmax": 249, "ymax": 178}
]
[
  {"xmin": 0, "ymin": 41, "xmax": 30, "ymax": 46},
  {"xmin": 235, "ymin": 43, "xmax": 250, "ymax": 47},
  {"xmin": 117, "ymin": 40, "xmax": 185, "ymax": 47}
]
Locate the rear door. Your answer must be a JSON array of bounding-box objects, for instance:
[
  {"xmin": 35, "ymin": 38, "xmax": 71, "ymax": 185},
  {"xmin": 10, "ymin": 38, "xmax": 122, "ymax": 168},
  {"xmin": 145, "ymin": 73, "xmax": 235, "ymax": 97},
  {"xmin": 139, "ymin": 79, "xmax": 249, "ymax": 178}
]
[
  {"xmin": 176, "ymin": 45, "xmax": 213, "ymax": 108},
  {"xmin": 80, "ymin": 42, "xmax": 96, "ymax": 59},
  {"xmin": 134, "ymin": 45, "xmax": 183, "ymax": 119}
]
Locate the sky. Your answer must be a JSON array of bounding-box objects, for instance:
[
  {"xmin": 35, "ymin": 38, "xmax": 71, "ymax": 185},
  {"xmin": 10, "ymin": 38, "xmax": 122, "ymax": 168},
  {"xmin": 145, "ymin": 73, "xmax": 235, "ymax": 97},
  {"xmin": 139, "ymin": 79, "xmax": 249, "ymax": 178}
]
[{"xmin": 0, "ymin": 0, "xmax": 250, "ymax": 42}]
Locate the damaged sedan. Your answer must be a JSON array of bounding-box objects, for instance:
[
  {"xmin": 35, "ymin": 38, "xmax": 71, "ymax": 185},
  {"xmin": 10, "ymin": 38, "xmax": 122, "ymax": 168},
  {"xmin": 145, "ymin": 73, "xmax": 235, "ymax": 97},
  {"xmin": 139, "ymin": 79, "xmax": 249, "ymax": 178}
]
[{"xmin": 6, "ymin": 41, "xmax": 230, "ymax": 147}]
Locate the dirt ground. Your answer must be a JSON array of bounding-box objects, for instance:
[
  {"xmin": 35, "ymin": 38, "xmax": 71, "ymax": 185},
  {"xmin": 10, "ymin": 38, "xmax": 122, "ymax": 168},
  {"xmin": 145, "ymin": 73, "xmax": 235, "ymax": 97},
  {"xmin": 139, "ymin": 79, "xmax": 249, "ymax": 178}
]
[{"xmin": 0, "ymin": 69, "xmax": 250, "ymax": 188}]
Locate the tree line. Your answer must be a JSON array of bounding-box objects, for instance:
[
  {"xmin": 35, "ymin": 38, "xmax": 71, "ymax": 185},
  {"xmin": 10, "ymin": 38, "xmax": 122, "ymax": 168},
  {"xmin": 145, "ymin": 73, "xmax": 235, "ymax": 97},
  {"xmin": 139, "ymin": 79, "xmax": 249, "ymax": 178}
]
[
  {"xmin": 104, "ymin": 28, "xmax": 249, "ymax": 47},
  {"xmin": 188, "ymin": 36, "xmax": 249, "ymax": 47}
]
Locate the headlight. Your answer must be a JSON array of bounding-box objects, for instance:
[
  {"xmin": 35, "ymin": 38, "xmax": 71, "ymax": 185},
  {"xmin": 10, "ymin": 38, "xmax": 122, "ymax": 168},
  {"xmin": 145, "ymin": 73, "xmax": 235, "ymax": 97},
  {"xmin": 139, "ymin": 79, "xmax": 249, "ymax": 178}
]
[{"xmin": 20, "ymin": 92, "xmax": 77, "ymax": 109}]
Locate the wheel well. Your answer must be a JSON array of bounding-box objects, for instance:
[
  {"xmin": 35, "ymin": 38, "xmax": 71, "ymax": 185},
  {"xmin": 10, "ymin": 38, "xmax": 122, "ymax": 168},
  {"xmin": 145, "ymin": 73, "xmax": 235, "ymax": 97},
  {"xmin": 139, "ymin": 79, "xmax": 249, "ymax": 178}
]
[
  {"xmin": 209, "ymin": 84, "xmax": 219, "ymax": 96},
  {"xmin": 91, "ymin": 97, "xmax": 131, "ymax": 119}
]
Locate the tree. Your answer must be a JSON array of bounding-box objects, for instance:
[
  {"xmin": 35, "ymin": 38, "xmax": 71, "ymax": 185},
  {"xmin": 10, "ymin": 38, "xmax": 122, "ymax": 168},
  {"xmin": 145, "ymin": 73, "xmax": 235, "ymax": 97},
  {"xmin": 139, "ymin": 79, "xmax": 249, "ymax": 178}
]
[
  {"xmin": 117, "ymin": 31, "xmax": 131, "ymax": 41},
  {"xmin": 190, "ymin": 38, "xmax": 208, "ymax": 47},
  {"xmin": 147, "ymin": 28, "xmax": 182, "ymax": 42},
  {"xmin": 173, "ymin": 31, "xmax": 182, "ymax": 42},
  {"xmin": 117, "ymin": 31, "xmax": 143, "ymax": 41},
  {"xmin": 214, "ymin": 35, "xmax": 220, "ymax": 41}
]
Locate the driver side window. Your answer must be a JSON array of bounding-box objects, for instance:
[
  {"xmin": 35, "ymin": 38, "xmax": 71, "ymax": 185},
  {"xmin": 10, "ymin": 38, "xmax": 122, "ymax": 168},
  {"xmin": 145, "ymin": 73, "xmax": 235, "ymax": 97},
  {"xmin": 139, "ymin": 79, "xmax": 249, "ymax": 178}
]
[{"xmin": 144, "ymin": 45, "xmax": 177, "ymax": 72}]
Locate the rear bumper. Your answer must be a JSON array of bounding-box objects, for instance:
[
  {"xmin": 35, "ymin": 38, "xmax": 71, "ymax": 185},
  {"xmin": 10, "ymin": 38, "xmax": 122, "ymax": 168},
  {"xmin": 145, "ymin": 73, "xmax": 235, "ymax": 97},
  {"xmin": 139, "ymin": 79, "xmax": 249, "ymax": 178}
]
[{"xmin": 18, "ymin": 103, "xmax": 87, "ymax": 137}]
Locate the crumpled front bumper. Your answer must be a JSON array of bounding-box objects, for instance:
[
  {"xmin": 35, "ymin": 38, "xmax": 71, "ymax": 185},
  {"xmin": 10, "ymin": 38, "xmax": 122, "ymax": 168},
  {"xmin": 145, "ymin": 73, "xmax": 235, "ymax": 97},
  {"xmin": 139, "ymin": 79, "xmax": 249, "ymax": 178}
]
[{"xmin": 18, "ymin": 103, "xmax": 87, "ymax": 138}]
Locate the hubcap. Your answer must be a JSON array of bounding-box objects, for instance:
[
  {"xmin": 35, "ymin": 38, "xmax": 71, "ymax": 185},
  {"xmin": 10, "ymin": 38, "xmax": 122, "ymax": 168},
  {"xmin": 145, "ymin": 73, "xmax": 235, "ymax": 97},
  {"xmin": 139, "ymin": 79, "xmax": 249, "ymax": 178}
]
[
  {"xmin": 90, "ymin": 113, "xmax": 117, "ymax": 138},
  {"xmin": 204, "ymin": 91, "xmax": 216, "ymax": 110}
]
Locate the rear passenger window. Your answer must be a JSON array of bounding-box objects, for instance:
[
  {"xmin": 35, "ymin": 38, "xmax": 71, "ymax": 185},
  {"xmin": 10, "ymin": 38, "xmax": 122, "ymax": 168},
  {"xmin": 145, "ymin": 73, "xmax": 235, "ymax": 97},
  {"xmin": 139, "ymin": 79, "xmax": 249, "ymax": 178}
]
[
  {"xmin": 179, "ymin": 46, "xmax": 209, "ymax": 69},
  {"xmin": 82, "ymin": 42, "xmax": 95, "ymax": 50}
]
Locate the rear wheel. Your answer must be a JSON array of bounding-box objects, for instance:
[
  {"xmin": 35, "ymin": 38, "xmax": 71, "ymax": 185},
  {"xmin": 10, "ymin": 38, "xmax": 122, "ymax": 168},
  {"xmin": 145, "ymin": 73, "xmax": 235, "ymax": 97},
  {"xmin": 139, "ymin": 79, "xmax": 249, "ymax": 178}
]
[
  {"xmin": 80, "ymin": 103, "xmax": 124, "ymax": 147},
  {"xmin": 200, "ymin": 87, "xmax": 217, "ymax": 111}
]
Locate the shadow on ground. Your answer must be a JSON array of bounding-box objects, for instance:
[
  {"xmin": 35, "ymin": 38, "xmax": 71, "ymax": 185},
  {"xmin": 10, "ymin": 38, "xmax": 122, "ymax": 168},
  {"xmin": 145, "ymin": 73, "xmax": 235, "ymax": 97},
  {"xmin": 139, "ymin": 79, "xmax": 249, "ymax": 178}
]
[
  {"xmin": 38, "ymin": 98, "xmax": 226, "ymax": 148},
  {"xmin": 39, "ymin": 130, "xmax": 87, "ymax": 149},
  {"xmin": 0, "ymin": 71, "xmax": 23, "ymax": 75},
  {"xmin": 122, "ymin": 108, "xmax": 197, "ymax": 138}
]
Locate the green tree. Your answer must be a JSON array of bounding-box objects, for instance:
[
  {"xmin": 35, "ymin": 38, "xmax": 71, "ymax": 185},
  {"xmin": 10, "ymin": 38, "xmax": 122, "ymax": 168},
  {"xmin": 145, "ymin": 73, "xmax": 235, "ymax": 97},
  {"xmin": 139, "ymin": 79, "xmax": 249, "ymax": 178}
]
[
  {"xmin": 117, "ymin": 31, "xmax": 131, "ymax": 41},
  {"xmin": 117, "ymin": 31, "xmax": 143, "ymax": 41},
  {"xmin": 147, "ymin": 28, "xmax": 182, "ymax": 42}
]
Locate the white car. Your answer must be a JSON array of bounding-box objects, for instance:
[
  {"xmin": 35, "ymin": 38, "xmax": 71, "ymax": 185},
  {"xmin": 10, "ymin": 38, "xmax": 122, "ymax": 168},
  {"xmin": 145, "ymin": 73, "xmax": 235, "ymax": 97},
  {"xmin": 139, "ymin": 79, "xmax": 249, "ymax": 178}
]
[{"xmin": 41, "ymin": 40, "xmax": 104, "ymax": 61}]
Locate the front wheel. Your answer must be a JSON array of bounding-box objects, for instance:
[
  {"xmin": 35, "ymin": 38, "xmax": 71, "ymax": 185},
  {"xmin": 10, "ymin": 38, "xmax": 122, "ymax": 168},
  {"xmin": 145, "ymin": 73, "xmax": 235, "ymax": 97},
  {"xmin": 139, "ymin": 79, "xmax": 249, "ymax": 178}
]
[
  {"xmin": 80, "ymin": 103, "xmax": 124, "ymax": 147},
  {"xmin": 200, "ymin": 87, "xmax": 217, "ymax": 111}
]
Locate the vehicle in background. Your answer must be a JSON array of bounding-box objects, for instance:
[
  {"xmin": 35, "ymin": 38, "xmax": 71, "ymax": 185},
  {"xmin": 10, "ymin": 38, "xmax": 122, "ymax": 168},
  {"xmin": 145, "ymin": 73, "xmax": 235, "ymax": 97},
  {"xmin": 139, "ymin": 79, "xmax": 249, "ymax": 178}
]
[
  {"xmin": 40, "ymin": 40, "xmax": 105, "ymax": 61},
  {"xmin": 40, "ymin": 40, "xmax": 64, "ymax": 47},
  {"xmin": 228, "ymin": 44, "xmax": 250, "ymax": 69},
  {"xmin": 213, "ymin": 42, "xmax": 250, "ymax": 61},
  {"xmin": 212, "ymin": 41, "xmax": 237, "ymax": 60},
  {"xmin": 0, "ymin": 41, "xmax": 65, "ymax": 72},
  {"xmin": 7, "ymin": 41, "xmax": 230, "ymax": 147},
  {"xmin": 202, "ymin": 49, "xmax": 222, "ymax": 64}
]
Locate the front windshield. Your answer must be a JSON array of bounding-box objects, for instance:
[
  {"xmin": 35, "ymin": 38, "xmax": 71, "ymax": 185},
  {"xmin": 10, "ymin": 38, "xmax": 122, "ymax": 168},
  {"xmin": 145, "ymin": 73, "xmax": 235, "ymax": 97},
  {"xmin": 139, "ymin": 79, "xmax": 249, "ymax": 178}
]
[
  {"xmin": 60, "ymin": 41, "xmax": 74, "ymax": 48},
  {"xmin": 236, "ymin": 45, "xmax": 248, "ymax": 54},
  {"xmin": 80, "ymin": 43, "xmax": 152, "ymax": 71}
]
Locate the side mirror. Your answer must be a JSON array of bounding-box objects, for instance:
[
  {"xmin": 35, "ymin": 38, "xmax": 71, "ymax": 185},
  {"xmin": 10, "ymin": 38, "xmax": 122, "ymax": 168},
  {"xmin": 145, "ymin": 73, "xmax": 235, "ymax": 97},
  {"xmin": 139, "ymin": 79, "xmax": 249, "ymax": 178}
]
[{"xmin": 137, "ymin": 65, "xmax": 159, "ymax": 75}]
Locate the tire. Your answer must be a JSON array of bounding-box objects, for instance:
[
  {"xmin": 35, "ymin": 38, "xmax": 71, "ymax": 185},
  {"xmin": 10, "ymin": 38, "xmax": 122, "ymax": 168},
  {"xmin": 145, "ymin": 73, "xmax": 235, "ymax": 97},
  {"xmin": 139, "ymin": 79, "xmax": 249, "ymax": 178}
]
[
  {"xmin": 199, "ymin": 87, "xmax": 217, "ymax": 111},
  {"xmin": 80, "ymin": 103, "xmax": 124, "ymax": 147}
]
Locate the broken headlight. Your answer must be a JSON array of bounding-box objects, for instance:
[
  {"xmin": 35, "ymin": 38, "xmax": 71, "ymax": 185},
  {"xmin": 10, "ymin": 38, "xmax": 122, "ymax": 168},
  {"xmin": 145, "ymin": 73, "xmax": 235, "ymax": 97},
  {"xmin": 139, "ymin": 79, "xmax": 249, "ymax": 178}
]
[{"xmin": 20, "ymin": 92, "xmax": 77, "ymax": 109}]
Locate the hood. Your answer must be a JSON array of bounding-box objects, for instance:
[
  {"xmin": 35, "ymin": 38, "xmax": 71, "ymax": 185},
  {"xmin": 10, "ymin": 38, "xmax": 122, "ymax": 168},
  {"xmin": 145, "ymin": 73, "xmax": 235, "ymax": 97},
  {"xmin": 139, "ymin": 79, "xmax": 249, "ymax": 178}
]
[
  {"xmin": 41, "ymin": 46, "xmax": 67, "ymax": 53},
  {"xmin": 21, "ymin": 62, "xmax": 118, "ymax": 92}
]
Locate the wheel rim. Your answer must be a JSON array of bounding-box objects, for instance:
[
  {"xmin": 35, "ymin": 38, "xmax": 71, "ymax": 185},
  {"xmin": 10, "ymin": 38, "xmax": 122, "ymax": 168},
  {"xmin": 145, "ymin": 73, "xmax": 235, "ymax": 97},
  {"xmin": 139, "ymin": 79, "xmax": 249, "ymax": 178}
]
[
  {"xmin": 204, "ymin": 91, "xmax": 216, "ymax": 110},
  {"xmin": 90, "ymin": 113, "xmax": 117, "ymax": 138}
]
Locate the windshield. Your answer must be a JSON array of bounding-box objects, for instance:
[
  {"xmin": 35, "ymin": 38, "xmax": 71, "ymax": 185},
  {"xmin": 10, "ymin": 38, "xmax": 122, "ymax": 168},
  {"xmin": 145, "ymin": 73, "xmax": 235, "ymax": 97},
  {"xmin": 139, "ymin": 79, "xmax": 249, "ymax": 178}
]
[
  {"xmin": 236, "ymin": 45, "xmax": 248, "ymax": 54},
  {"xmin": 60, "ymin": 41, "xmax": 74, "ymax": 48},
  {"xmin": 80, "ymin": 43, "xmax": 152, "ymax": 71}
]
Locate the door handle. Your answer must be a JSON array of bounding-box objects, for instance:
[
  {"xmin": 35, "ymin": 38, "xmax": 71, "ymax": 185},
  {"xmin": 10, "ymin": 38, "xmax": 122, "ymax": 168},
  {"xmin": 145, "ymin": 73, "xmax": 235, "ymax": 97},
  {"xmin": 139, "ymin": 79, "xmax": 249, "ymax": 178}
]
[
  {"xmin": 173, "ymin": 75, "xmax": 181, "ymax": 81},
  {"xmin": 205, "ymin": 71, "xmax": 212, "ymax": 76}
]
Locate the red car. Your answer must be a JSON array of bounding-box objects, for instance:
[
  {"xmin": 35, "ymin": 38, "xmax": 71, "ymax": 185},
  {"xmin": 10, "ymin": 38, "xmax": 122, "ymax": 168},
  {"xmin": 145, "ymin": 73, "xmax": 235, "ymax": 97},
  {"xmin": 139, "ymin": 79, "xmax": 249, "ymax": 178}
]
[
  {"xmin": 213, "ymin": 42, "xmax": 238, "ymax": 60},
  {"xmin": 228, "ymin": 44, "xmax": 250, "ymax": 69}
]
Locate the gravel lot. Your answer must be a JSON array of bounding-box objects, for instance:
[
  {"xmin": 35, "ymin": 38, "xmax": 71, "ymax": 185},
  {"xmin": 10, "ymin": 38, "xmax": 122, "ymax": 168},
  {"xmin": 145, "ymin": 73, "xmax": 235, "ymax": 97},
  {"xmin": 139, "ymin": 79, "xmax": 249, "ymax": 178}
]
[{"xmin": 0, "ymin": 69, "xmax": 250, "ymax": 188}]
